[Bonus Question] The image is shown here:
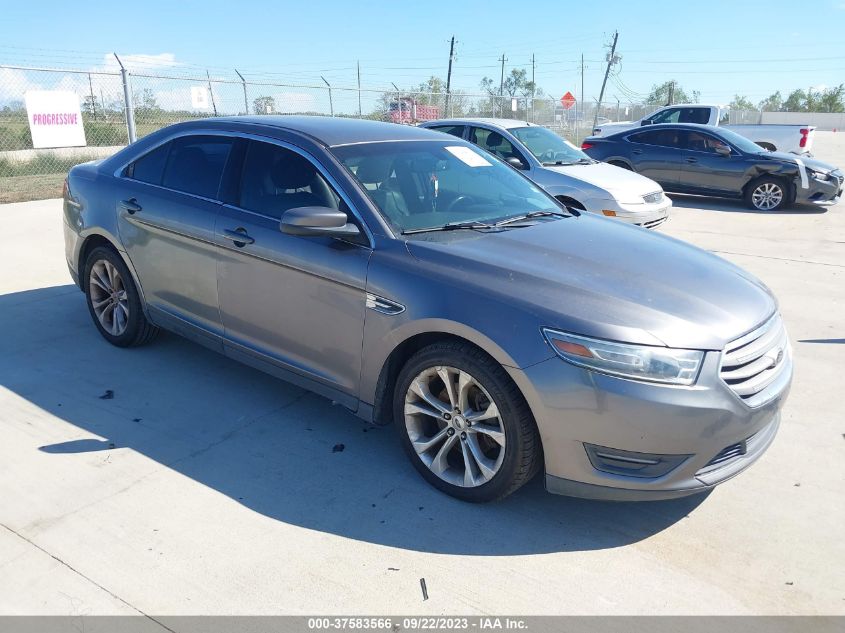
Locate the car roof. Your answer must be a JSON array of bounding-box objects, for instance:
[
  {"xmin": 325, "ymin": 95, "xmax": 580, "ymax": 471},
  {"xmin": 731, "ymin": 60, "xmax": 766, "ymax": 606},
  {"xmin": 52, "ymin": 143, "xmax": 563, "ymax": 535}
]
[
  {"xmin": 169, "ymin": 115, "xmax": 444, "ymax": 147},
  {"xmin": 422, "ymin": 118, "xmax": 537, "ymax": 130},
  {"xmin": 606, "ymin": 123, "xmax": 727, "ymax": 137}
]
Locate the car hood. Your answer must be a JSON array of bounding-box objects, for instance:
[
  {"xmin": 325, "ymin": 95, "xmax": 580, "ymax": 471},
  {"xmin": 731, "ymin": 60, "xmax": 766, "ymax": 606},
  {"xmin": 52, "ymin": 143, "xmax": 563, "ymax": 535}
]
[
  {"xmin": 543, "ymin": 161, "xmax": 662, "ymax": 198},
  {"xmin": 761, "ymin": 151, "xmax": 838, "ymax": 173},
  {"xmin": 405, "ymin": 216, "xmax": 776, "ymax": 351}
]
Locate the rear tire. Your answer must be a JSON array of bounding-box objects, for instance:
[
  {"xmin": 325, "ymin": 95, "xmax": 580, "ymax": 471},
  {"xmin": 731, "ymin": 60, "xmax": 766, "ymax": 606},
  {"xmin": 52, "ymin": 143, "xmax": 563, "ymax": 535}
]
[
  {"xmin": 393, "ymin": 341, "xmax": 542, "ymax": 502},
  {"xmin": 84, "ymin": 246, "xmax": 159, "ymax": 347},
  {"xmin": 744, "ymin": 176, "xmax": 788, "ymax": 211},
  {"xmin": 609, "ymin": 160, "xmax": 633, "ymax": 171}
]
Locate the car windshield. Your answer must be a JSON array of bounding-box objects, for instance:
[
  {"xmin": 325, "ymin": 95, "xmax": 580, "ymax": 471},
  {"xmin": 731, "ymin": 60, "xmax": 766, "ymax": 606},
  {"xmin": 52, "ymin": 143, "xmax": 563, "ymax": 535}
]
[
  {"xmin": 715, "ymin": 127, "xmax": 769, "ymax": 154},
  {"xmin": 509, "ymin": 126, "xmax": 591, "ymax": 164},
  {"xmin": 332, "ymin": 140, "xmax": 562, "ymax": 234}
]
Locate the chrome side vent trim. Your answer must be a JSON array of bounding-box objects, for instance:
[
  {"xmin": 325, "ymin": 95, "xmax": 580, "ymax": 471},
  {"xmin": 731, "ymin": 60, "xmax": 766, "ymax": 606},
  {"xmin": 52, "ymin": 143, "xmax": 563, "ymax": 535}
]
[{"xmin": 366, "ymin": 293, "xmax": 405, "ymax": 316}]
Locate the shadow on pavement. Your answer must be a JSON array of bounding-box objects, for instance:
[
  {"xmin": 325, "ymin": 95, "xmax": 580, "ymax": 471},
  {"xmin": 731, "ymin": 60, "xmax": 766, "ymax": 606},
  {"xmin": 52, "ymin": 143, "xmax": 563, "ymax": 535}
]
[
  {"xmin": 667, "ymin": 193, "xmax": 830, "ymax": 215},
  {"xmin": 2, "ymin": 285, "xmax": 707, "ymax": 556}
]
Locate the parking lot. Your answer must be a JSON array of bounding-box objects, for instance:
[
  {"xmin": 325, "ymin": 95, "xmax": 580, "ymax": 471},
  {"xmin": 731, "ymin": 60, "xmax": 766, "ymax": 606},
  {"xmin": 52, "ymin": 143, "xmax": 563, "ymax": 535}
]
[{"xmin": 0, "ymin": 132, "xmax": 842, "ymax": 617}]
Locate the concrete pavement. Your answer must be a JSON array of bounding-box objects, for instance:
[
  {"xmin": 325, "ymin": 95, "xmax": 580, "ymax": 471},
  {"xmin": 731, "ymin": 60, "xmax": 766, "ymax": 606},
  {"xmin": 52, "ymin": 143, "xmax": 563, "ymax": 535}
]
[{"xmin": 0, "ymin": 134, "xmax": 843, "ymax": 616}]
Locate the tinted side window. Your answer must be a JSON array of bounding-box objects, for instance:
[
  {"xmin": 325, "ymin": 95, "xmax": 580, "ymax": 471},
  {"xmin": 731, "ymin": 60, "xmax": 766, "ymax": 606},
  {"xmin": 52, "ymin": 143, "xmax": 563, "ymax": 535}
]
[
  {"xmin": 679, "ymin": 108, "xmax": 711, "ymax": 124},
  {"xmin": 128, "ymin": 142, "xmax": 171, "ymax": 185},
  {"xmin": 239, "ymin": 141, "xmax": 339, "ymax": 220},
  {"xmin": 469, "ymin": 127, "xmax": 526, "ymax": 164},
  {"xmin": 628, "ymin": 130, "xmax": 686, "ymax": 148},
  {"xmin": 162, "ymin": 135, "xmax": 234, "ymax": 199},
  {"xmin": 429, "ymin": 125, "xmax": 465, "ymax": 138}
]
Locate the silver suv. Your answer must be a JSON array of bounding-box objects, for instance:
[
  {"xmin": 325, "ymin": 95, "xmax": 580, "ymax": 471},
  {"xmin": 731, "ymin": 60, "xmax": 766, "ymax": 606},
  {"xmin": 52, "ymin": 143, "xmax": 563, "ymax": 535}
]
[
  {"xmin": 63, "ymin": 116, "xmax": 791, "ymax": 502},
  {"xmin": 421, "ymin": 118, "xmax": 671, "ymax": 228}
]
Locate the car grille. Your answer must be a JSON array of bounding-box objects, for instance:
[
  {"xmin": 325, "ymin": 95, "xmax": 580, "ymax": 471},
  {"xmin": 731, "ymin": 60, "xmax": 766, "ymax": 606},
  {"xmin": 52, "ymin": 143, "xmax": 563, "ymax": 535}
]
[
  {"xmin": 639, "ymin": 216, "xmax": 668, "ymax": 229},
  {"xmin": 720, "ymin": 314, "xmax": 790, "ymax": 407},
  {"xmin": 642, "ymin": 191, "xmax": 664, "ymax": 204}
]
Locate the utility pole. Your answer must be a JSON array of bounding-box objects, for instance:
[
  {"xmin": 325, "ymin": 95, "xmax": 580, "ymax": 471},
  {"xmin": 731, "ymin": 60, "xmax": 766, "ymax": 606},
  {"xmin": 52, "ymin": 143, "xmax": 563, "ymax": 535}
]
[
  {"xmin": 357, "ymin": 61, "xmax": 362, "ymax": 117},
  {"xmin": 578, "ymin": 53, "xmax": 585, "ymax": 141},
  {"xmin": 498, "ymin": 53, "xmax": 507, "ymax": 116},
  {"xmin": 530, "ymin": 53, "xmax": 535, "ymax": 122},
  {"xmin": 445, "ymin": 36, "xmax": 455, "ymax": 116},
  {"xmin": 668, "ymin": 80, "xmax": 675, "ymax": 105},
  {"xmin": 593, "ymin": 30, "xmax": 619, "ymax": 132},
  {"xmin": 234, "ymin": 69, "xmax": 248, "ymax": 115}
]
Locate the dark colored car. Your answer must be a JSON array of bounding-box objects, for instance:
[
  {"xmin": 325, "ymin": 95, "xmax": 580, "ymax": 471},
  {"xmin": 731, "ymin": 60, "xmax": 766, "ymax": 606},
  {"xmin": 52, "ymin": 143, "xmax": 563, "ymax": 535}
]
[{"xmin": 582, "ymin": 123, "xmax": 843, "ymax": 211}]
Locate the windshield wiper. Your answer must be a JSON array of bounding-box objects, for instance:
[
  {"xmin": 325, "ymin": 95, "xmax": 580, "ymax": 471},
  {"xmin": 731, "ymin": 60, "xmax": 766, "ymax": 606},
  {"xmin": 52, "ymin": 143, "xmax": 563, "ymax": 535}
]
[
  {"xmin": 495, "ymin": 210, "xmax": 573, "ymax": 226},
  {"xmin": 543, "ymin": 158, "xmax": 594, "ymax": 167},
  {"xmin": 401, "ymin": 221, "xmax": 497, "ymax": 235}
]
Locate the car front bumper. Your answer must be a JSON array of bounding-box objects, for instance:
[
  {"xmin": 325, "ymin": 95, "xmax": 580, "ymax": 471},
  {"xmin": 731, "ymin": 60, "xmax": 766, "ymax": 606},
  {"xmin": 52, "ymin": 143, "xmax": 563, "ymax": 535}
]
[
  {"xmin": 590, "ymin": 196, "xmax": 672, "ymax": 229},
  {"xmin": 507, "ymin": 345, "xmax": 792, "ymax": 501},
  {"xmin": 795, "ymin": 172, "xmax": 843, "ymax": 206}
]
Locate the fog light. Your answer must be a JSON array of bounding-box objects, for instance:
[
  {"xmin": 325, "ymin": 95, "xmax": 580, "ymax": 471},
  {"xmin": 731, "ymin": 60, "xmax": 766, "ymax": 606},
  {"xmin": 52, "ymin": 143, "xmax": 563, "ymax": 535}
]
[
  {"xmin": 584, "ymin": 443, "xmax": 690, "ymax": 478},
  {"xmin": 602, "ymin": 210, "xmax": 617, "ymax": 217}
]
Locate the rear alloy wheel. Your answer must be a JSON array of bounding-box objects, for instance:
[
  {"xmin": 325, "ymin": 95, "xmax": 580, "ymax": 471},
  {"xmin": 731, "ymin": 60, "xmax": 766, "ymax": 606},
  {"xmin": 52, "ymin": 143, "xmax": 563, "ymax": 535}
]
[
  {"xmin": 394, "ymin": 342, "xmax": 541, "ymax": 502},
  {"xmin": 745, "ymin": 178, "xmax": 787, "ymax": 211},
  {"xmin": 84, "ymin": 246, "xmax": 159, "ymax": 347}
]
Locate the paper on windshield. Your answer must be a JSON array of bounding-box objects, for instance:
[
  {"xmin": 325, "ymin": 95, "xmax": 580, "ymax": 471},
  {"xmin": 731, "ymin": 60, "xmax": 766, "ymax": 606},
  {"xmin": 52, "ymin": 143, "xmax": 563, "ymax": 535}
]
[{"xmin": 445, "ymin": 145, "xmax": 492, "ymax": 167}]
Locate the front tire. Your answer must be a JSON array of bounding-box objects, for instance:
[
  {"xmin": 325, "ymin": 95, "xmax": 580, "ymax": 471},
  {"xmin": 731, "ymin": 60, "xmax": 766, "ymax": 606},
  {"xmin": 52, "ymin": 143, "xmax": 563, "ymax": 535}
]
[
  {"xmin": 745, "ymin": 177, "xmax": 788, "ymax": 211},
  {"xmin": 393, "ymin": 341, "xmax": 542, "ymax": 502},
  {"xmin": 84, "ymin": 246, "xmax": 159, "ymax": 347}
]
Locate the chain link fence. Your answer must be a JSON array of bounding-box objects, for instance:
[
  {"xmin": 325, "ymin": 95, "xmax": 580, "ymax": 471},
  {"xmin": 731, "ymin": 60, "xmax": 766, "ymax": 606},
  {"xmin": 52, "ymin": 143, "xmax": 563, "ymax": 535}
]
[{"xmin": 1, "ymin": 63, "xmax": 768, "ymax": 203}]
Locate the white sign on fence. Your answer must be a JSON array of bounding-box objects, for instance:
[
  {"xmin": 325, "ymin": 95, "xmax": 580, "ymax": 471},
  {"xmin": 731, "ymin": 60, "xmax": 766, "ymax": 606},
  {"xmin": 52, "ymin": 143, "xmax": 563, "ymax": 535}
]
[
  {"xmin": 191, "ymin": 86, "xmax": 210, "ymax": 110},
  {"xmin": 24, "ymin": 90, "xmax": 86, "ymax": 149},
  {"xmin": 511, "ymin": 98, "xmax": 518, "ymax": 112}
]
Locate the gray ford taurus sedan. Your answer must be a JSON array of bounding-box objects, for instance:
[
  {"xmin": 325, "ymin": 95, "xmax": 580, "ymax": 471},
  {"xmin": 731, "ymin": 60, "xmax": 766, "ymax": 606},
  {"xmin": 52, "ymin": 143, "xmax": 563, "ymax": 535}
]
[{"xmin": 63, "ymin": 116, "xmax": 792, "ymax": 502}]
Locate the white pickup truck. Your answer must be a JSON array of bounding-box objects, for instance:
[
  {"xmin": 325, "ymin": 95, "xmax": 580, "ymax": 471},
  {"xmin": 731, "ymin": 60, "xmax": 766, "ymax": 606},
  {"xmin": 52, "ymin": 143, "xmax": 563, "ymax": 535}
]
[{"xmin": 591, "ymin": 105, "xmax": 816, "ymax": 155}]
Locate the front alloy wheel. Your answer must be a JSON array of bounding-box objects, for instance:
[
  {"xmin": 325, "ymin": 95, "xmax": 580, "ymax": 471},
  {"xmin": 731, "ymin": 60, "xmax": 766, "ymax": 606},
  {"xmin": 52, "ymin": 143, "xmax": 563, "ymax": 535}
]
[
  {"xmin": 404, "ymin": 366, "xmax": 506, "ymax": 488},
  {"xmin": 393, "ymin": 341, "xmax": 541, "ymax": 502},
  {"xmin": 747, "ymin": 179, "xmax": 786, "ymax": 211}
]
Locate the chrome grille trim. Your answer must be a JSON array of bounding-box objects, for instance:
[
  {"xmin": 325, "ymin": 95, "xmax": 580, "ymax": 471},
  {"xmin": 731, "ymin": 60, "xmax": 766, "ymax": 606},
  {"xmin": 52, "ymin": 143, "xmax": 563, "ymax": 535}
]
[{"xmin": 720, "ymin": 314, "xmax": 791, "ymax": 407}]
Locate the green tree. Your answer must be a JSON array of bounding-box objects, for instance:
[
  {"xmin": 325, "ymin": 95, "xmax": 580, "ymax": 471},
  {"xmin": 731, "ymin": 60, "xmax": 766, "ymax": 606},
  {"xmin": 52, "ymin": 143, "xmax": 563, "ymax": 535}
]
[
  {"xmin": 782, "ymin": 89, "xmax": 807, "ymax": 112},
  {"xmin": 815, "ymin": 84, "xmax": 845, "ymax": 112},
  {"xmin": 758, "ymin": 91, "xmax": 783, "ymax": 111},
  {"xmin": 645, "ymin": 81, "xmax": 699, "ymax": 105},
  {"xmin": 729, "ymin": 95, "xmax": 755, "ymax": 110},
  {"xmin": 253, "ymin": 95, "xmax": 275, "ymax": 114}
]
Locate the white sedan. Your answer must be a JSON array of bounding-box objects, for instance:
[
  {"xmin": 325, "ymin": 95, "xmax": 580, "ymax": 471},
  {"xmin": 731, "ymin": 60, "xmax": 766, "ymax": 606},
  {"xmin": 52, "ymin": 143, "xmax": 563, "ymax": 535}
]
[{"xmin": 420, "ymin": 118, "xmax": 671, "ymax": 229}]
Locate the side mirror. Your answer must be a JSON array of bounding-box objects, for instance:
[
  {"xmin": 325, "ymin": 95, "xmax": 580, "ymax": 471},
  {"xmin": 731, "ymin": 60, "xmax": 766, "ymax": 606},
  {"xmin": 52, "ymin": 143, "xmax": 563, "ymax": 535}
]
[
  {"xmin": 641, "ymin": 119, "xmax": 654, "ymax": 127},
  {"xmin": 280, "ymin": 206, "xmax": 360, "ymax": 238},
  {"xmin": 506, "ymin": 157, "xmax": 526, "ymax": 169},
  {"xmin": 715, "ymin": 144, "xmax": 731, "ymax": 156}
]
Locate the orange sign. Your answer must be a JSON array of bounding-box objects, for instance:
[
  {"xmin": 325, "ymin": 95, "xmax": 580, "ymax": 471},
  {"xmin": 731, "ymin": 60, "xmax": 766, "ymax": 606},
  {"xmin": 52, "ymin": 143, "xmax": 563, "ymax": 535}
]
[{"xmin": 560, "ymin": 92, "xmax": 576, "ymax": 110}]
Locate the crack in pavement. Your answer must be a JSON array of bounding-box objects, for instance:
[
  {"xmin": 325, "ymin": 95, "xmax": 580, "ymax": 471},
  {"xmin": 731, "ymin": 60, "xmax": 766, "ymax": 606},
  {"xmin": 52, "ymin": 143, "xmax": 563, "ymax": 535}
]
[
  {"xmin": 0, "ymin": 523, "xmax": 175, "ymax": 630},
  {"xmin": 710, "ymin": 250, "xmax": 845, "ymax": 268}
]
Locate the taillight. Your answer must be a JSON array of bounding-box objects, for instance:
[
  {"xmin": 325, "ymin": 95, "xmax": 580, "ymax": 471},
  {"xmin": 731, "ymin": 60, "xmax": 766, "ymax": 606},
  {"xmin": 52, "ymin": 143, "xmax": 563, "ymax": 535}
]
[
  {"xmin": 799, "ymin": 128, "xmax": 809, "ymax": 148},
  {"xmin": 581, "ymin": 142, "xmax": 594, "ymax": 150}
]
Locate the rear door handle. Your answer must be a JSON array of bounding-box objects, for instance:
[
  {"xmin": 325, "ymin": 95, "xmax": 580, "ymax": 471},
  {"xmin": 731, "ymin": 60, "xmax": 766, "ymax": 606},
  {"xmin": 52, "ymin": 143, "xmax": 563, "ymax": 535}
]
[
  {"xmin": 686, "ymin": 157, "xmax": 698, "ymax": 164},
  {"xmin": 120, "ymin": 198, "xmax": 142, "ymax": 214},
  {"xmin": 223, "ymin": 228, "xmax": 255, "ymax": 246}
]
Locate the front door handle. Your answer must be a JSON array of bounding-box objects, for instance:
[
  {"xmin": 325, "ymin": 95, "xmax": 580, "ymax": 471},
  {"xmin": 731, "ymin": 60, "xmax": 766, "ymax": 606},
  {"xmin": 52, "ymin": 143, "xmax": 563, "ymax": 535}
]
[
  {"xmin": 223, "ymin": 228, "xmax": 255, "ymax": 246},
  {"xmin": 120, "ymin": 198, "xmax": 142, "ymax": 214},
  {"xmin": 686, "ymin": 157, "xmax": 698, "ymax": 164}
]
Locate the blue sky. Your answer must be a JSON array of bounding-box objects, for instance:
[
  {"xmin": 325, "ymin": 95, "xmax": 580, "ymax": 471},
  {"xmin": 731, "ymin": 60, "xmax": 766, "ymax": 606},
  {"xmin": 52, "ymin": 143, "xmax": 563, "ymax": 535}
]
[{"xmin": 2, "ymin": 0, "xmax": 844, "ymax": 107}]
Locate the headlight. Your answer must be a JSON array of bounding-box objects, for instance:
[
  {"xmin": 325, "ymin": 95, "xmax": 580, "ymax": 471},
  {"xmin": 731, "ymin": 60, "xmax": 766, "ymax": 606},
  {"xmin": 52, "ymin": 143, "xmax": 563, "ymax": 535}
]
[
  {"xmin": 808, "ymin": 169, "xmax": 830, "ymax": 182},
  {"xmin": 542, "ymin": 329, "xmax": 704, "ymax": 385}
]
